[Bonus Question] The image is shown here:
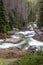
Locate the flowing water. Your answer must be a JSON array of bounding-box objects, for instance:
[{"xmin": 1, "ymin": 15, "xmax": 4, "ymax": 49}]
[{"xmin": 0, "ymin": 25, "xmax": 43, "ymax": 49}]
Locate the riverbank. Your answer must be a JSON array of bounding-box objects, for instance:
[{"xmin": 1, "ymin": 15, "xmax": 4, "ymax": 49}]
[{"xmin": 0, "ymin": 48, "xmax": 23, "ymax": 58}]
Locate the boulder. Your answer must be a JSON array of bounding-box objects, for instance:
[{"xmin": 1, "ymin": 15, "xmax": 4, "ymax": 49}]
[{"xmin": 5, "ymin": 38, "xmax": 22, "ymax": 43}]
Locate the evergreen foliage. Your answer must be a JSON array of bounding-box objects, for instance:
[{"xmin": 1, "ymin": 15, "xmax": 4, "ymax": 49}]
[
  {"xmin": 0, "ymin": 0, "xmax": 7, "ymax": 33},
  {"xmin": 9, "ymin": 10, "xmax": 26, "ymax": 29},
  {"xmin": 38, "ymin": 0, "xmax": 43, "ymax": 28}
]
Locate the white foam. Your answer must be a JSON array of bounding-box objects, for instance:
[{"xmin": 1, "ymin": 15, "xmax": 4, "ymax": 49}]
[
  {"xmin": 0, "ymin": 30, "xmax": 43, "ymax": 49},
  {"xmin": 0, "ymin": 40, "xmax": 26, "ymax": 49},
  {"xmin": 0, "ymin": 39, "xmax": 3, "ymax": 42},
  {"xmin": 29, "ymin": 38, "xmax": 43, "ymax": 47},
  {"xmin": 11, "ymin": 35, "xmax": 20, "ymax": 39},
  {"xmin": 16, "ymin": 31, "xmax": 35, "ymax": 36},
  {"xmin": 0, "ymin": 38, "xmax": 43, "ymax": 49},
  {"xmin": 25, "ymin": 34, "xmax": 35, "ymax": 38},
  {"xmin": 33, "ymin": 23, "xmax": 37, "ymax": 28}
]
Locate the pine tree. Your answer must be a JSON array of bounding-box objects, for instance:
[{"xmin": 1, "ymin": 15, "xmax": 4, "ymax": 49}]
[
  {"xmin": 0, "ymin": 0, "xmax": 7, "ymax": 33},
  {"xmin": 38, "ymin": 0, "xmax": 43, "ymax": 28}
]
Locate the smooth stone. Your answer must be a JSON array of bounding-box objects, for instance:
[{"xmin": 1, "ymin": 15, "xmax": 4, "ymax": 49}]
[{"xmin": 5, "ymin": 38, "xmax": 22, "ymax": 43}]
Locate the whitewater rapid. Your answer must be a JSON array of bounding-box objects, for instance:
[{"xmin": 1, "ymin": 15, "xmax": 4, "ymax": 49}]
[{"xmin": 0, "ymin": 30, "xmax": 43, "ymax": 49}]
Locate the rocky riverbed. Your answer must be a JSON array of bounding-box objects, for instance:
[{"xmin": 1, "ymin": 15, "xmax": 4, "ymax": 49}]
[
  {"xmin": 0, "ymin": 24, "xmax": 43, "ymax": 58},
  {"xmin": 0, "ymin": 48, "xmax": 23, "ymax": 58},
  {"xmin": 0, "ymin": 30, "xmax": 43, "ymax": 49}
]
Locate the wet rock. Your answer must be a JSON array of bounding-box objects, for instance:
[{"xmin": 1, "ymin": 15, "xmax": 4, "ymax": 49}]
[
  {"xmin": 7, "ymin": 31, "xmax": 15, "ymax": 35},
  {"xmin": 0, "ymin": 39, "xmax": 4, "ymax": 43},
  {"xmin": 0, "ymin": 34, "xmax": 7, "ymax": 39},
  {"xmin": 5, "ymin": 38, "xmax": 22, "ymax": 43},
  {"xmin": 15, "ymin": 34, "xmax": 25, "ymax": 38},
  {"xmin": 33, "ymin": 28, "xmax": 43, "ymax": 41}
]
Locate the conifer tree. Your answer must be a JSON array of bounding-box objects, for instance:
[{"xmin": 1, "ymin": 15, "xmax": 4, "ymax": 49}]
[
  {"xmin": 38, "ymin": 0, "xmax": 43, "ymax": 28},
  {"xmin": 0, "ymin": 0, "xmax": 7, "ymax": 33}
]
